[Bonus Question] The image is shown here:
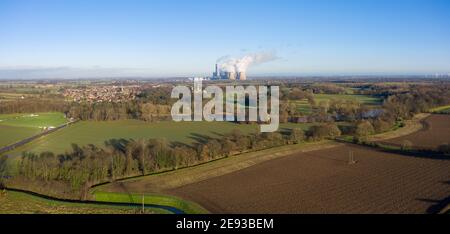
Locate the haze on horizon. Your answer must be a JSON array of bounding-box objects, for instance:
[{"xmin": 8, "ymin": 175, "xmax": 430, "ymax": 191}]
[{"xmin": 0, "ymin": 0, "xmax": 449, "ymax": 79}]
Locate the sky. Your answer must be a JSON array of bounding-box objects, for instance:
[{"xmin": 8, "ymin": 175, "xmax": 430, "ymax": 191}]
[{"xmin": 0, "ymin": 0, "xmax": 449, "ymax": 78}]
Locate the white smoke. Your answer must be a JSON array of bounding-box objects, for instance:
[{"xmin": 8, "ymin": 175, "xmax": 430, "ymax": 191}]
[{"xmin": 217, "ymin": 51, "xmax": 277, "ymax": 73}]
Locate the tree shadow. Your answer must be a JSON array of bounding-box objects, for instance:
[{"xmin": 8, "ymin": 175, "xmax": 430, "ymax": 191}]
[
  {"xmin": 188, "ymin": 133, "xmax": 214, "ymax": 144},
  {"xmin": 170, "ymin": 141, "xmax": 192, "ymax": 149},
  {"xmin": 104, "ymin": 138, "xmax": 130, "ymax": 154},
  {"xmin": 114, "ymin": 182, "xmax": 135, "ymax": 204},
  {"xmin": 279, "ymin": 127, "xmax": 294, "ymax": 136},
  {"xmin": 416, "ymin": 180, "xmax": 450, "ymax": 214},
  {"xmin": 337, "ymin": 141, "xmax": 450, "ymax": 161},
  {"xmin": 210, "ymin": 131, "xmax": 225, "ymax": 138}
]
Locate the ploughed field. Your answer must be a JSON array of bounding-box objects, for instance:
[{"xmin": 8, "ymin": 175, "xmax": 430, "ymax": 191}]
[
  {"xmin": 169, "ymin": 143, "xmax": 450, "ymax": 214},
  {"xmin": 380, "ymin": 114, "xmax": 450, "ymax": 149}
]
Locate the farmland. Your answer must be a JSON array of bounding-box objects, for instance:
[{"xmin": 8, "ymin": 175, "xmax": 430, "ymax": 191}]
[
  {"xmin": 0, "ymin": 125, "xmax": 39, "ymax": 148},
  {"xmin": 0, "ymin": 92, "xmax": 27, "ymax": 102},
  {"xmin": 1, "ymin": 79, "xmax": 449, "ymax": 215},
  {"xmin": 0, "ymin": 84, "xmax": 59, "ymax": 103},
  {"xmin": 0, "ymin": 112, "xmax": 68, "ymax": 147},
  {"xmin": 380, "ymin": 114, "xmax": 449, "ymax": 149},
  {"xmin": 168, "ymin": 143, "xmax": 450, "ymax": 214},
  {"xmin": 295, "ymin": 94, "xmax": 382, "ymax": 114},
  {"xmin": 99, "ymin": 114, "xmax": 449, "ymax": 214},
  {"xmin": 314, "ymin": 94, "xmax": 382, "ymax": 105},
  {"xmin": 0, "ymin": 112, "xmax": 67, "ymax": 128},
  {"xmin": 2, "ymin": 120, "xmax": 316, "ymax": 157},
  {"xmin": 0, "ymin": 93, "xmax": 380, "ymax": 155},
  {"xmin": 98, "ymin": 141, "xmax": 340, "ymax": 194}
]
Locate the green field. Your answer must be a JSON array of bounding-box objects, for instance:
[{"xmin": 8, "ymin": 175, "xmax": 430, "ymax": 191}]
[
  {"xmin": 0, "ymin": 125, "xmax": 40, "ymax": 148},
  {"xmin": 0, "ymin": 91, "xmax": 46, "ymax": 103},
  {"xmin": 0, "ymin": 190, "xmax": 170, "ymax": 214},
  {"xmin": 314, "ymin": 94, "xmax": 382, "ymax": 104},
  {"xmin": 93, "ymin": 191, "xmax": 208, "ymax": 214},
  {"xmin": 0, "ymin": 92, "xmax": 21, "ymax": 100},
  {"xmin": 0, "ymin": 112, "xmax": 68, "ymax": 147},
  {"xmin": 0, "ymin": 112, "xmax": 67, "ymax": 128},
  {"xmin": 430, "ymin": 105, "xmax": 450, "ymax": 114},
  {"xmin": 295, "ymin": 94, "xmax": 382, "ymax": 114},
  {"xmin": 3, "ymin": 120, "xmax": 311, "ymax": 156}
]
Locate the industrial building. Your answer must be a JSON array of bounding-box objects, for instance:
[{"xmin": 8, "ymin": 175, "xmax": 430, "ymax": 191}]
[{"xmin": 212, "ymin": 64, "xmax": 247, "ymax": 80}]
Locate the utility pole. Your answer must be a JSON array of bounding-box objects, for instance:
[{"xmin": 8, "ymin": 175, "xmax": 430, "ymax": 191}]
[
  {"xmin": 110, "ymin": 155, "xmax": 114, "ymax": 181},
  {"xmin": 142, "ymin": 193, "xmax": 145, "ymax": 214},
  {"xmin": 348, "ymin": 150, "xmax": 356, "ymax": 164}
]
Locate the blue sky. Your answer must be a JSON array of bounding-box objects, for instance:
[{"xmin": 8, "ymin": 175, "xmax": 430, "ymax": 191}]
[{"xmin": 0, "ymin": 0, "xmax": 449, "ymax": 78}]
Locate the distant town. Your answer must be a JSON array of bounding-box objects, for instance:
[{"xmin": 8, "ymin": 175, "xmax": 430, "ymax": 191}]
[{"xmin": 63, "ymin": 85, "xmax": 141, "ymax": 103}]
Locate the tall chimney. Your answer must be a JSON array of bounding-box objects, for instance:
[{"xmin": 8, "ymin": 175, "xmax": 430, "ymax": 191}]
[{"xmin": 213, "ymin": 64, "xmax": 219, "ymax": 79}]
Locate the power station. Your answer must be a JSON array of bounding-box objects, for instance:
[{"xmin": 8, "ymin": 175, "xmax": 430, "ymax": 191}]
[{"xmin": 212, "ymin": 64, "xmax": 247, "ymax": 80}]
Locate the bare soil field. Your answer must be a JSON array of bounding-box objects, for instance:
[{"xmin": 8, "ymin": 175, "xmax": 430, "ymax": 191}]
[
  {"xmin": 381, "ymin": 114, "xmax": 450, "ymax": 149},
  {"xmin": 168, "ymin": 144, "xmax": 450, "ymax": 214}
]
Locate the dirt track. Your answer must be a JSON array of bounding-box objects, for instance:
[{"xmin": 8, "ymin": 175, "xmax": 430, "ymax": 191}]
[{"xmin": 381, "ymin": 114, "xmax": 449, "ymax": 149}]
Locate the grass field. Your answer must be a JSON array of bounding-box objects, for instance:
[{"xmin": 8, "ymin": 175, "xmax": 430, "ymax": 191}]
[
  {"xmin": 0, "ymin": 90, "xmax": 51, "ymax": 103},
  {"xmin": 0, "ymin": 190, "xmax": 170, "ymax": 214},
  {"xmin": 0, "ymin": 125, "xmax": 40, "ymax": 148},
  {"xmin": 0, "ymin": 112, "xmax": 67, "ymax": 128},
  {"xmin": 3, "ymin": 120, "xmax": 312, "ymax": 156},
  {"xmin": 295, "ymin": 94, "xmax": 382, "ymax": 114},
  {"xmin": 93, "ymin": 191, "xmax": 208, "ymax": 214},
  {"xmin": 0, "ymin": 112, "xmax": 68, "ymax": 147}
]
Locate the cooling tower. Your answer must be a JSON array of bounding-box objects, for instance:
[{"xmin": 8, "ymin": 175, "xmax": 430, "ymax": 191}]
[
  {"xmin": 229, "ymin": 72, "xmax": 236, "ymax": 80},
  {"xmin": 237, "ymin": 72, "xmax": 246, "ymax": 80}
]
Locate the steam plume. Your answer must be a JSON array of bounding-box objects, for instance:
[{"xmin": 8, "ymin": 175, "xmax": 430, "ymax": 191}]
[{"xmin": 216, "ymin": 51, "xmax": 277, "ymax": 73}]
